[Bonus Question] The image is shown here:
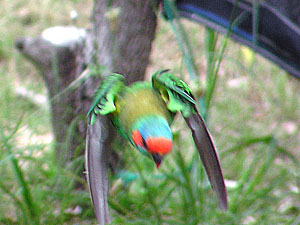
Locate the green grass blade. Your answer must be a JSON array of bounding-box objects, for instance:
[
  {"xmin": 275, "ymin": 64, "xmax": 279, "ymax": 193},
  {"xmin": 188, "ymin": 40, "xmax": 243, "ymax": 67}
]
[
  {"xmin": 133, "ymin": 158, "xmax": 163, "ymax": 224},
  {"xmin": 0, "ymin": 121, "xmax": 40, "ymax": 225},
  {"xmin": 0, "ymin": 180, "xmax": 29, "ymax": 224},
  {"xmin": 204, "ymin": 0, "xmax": 248, "ymax": 118},
  {"xmin": 163, "ymin": 0, "xmax": 198, "ymax": 80},
  {"xmin": 252, "ymin": 0, "xmax": 259, "ymax": 45}
]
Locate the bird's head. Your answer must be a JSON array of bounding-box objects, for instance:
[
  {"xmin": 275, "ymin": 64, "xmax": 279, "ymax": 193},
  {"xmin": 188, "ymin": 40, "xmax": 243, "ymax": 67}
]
[{"xmin": 131, "ymin": 116, "xmax": 172, "ymax": 168}]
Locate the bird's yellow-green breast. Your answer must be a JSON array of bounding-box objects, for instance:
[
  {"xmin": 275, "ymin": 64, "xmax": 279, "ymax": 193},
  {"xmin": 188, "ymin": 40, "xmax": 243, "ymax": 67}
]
[{"xmin": 114, "ymin": 82, "xmax": 170, "ymax": 133}]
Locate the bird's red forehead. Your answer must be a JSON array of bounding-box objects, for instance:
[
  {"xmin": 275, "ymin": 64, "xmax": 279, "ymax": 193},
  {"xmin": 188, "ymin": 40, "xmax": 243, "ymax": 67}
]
[
  {"xmin": 146, "ymin": 137, "xmax": 172, "ymax": 154},
  {"xmin": 131, "ymin": 130, "xmax": 172, "ymax": 154}
]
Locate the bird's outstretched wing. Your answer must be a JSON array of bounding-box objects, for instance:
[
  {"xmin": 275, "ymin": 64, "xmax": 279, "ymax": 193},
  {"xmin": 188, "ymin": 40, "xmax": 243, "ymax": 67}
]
[
  {"xmin": 152, "ymin": 70, "xmax": 228, "ymax": 210},
  {"xmin": 87, "ymin": 73, "xmax": 125, "ymax": 125},
  {"xmin": 86, "ymin": 73, "xmax": 125, "ymax": 224},
  {"xmin": 86, "ymin": 116, "xmax": 113, "ymax": 224}
]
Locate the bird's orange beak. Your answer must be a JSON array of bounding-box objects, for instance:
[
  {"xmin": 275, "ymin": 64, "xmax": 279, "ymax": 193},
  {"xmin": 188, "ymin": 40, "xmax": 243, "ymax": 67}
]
[{"xmin": 151, "ymin": 153, "xmax": 164, "ymax": 168}]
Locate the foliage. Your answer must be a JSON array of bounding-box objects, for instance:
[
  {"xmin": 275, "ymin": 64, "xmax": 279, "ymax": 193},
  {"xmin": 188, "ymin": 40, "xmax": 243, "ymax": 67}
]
[{"xmin": 0, "ymin": 0, "xmax": 299, "ymax": 224}]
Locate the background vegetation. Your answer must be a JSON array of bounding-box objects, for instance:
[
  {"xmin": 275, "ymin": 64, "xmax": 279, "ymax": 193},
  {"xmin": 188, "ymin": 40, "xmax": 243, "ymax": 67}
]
[{"xmin": 0, "ymin": 0, "xmax": 299, "ymax": 224}]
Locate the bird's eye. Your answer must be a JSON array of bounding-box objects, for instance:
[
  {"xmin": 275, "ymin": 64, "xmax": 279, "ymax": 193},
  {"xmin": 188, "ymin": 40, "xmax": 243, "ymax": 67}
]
[
  {"xmin": 142, "ymin": 137, "xmax": 147, "ymax": 148},
  {"xmin": 132, "ymin": 130, "xmax": 148, "ymax": 149}
]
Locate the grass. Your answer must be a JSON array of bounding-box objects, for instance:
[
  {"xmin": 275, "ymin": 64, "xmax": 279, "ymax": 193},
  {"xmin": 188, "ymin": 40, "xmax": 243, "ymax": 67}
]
[{"xmin": 1, "ymin": 0, "xmax": 300, "ymax": 224}]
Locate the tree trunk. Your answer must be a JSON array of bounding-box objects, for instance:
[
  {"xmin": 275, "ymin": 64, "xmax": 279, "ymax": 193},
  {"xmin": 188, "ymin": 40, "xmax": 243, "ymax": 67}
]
[
  {"xmin": 92, "ymin": 0, "xmax": 158, "ymax": 83},
  {"xmin": 113, "ymin": 0, "xmax": 158, "ymax": 84},
  {"xmin": 15, "ymin": 0, "xmax": 158, "ymax": 170},
  {"xmin": 15, "ymin": 31, "xmax": 87, "ymax": 164}
]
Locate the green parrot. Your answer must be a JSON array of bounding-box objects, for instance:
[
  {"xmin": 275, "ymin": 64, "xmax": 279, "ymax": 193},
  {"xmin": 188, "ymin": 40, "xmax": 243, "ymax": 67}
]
[{"xmin": 86, "ymin": 70, "xmax": 227, "ymax": 223}]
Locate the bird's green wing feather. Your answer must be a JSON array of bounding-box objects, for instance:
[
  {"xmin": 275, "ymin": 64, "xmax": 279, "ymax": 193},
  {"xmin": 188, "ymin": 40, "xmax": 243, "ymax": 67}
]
[
  {"xmin": 152, "ymin": 70, "xmax": 228, "ymax": 210},
  {"xmin": 152, "ymin": 69, "xmax": 195, "ymax": 117},
  {"xmin": 87, "ymin": 73, "xmax": 125, "ymax": 125}
]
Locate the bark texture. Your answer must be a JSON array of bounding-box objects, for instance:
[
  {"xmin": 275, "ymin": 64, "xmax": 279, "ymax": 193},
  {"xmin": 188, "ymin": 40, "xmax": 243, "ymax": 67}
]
[
  {"xmin": 113, "ymin": 0, "xmax": 158, "ymax": 84},
  {"xmin": 92, "ymin": 0, "xmax": 158, "ymax": 83},
  {"xmin": 15, "ymin": 0, "xmax": 158, "ymax": 169},
  {"xmin": 15, "ymin": 33, "xmax": 87, "ymax": 162}
]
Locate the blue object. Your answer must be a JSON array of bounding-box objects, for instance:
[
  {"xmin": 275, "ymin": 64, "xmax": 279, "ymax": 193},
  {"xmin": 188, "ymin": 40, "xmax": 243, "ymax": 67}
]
[{"xmin": 163, "ymin": 0, "xmax": 300, "ymax": 79}]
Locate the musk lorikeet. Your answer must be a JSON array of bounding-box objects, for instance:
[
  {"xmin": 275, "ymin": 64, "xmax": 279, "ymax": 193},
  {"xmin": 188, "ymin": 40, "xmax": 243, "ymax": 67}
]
[{"xmin": 86, "ymin": 70, "xmax": 227, "ymax": 223}]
